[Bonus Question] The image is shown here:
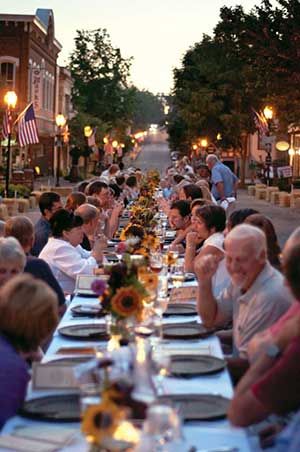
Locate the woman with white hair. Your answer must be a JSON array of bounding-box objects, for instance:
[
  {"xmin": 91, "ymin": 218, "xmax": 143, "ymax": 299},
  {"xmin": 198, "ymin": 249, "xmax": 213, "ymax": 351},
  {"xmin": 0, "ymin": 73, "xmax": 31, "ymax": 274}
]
[{"xmin": 0, "ymin": 237, "xmax": 26, "ymax": 287}]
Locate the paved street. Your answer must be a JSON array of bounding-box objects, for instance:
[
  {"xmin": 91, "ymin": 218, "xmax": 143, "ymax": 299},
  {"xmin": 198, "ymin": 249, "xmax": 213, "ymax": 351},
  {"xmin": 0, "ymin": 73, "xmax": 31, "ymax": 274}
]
[
  {"xmin": 131, "ymin": 130, "xmax": 171, "ymax": 174},
  {"xmin": 26, "ymin": 133, "xmax": 300, "ymax": 248},
  {"xmin": 132, "ymin": 135, "xmax": 300, "ymax": 247}
]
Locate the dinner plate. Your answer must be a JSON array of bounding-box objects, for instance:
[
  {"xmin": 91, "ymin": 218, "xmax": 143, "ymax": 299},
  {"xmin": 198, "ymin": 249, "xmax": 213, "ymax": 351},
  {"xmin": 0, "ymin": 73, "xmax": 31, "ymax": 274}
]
[
  {"xmin": 58, "ymin": 324, "xmax": 109, "ymax": 341},
  {"xmin": 162, "ymin": 323, "xmax": 212, "ymax": 340},
  {"xmin": 71, "ymin": 304, "xmax": 104, "ymax": 317},
  {"xmin": 184, "ymin": 272, "xmax": 196, "ymax": 281},
  {"xmin": 158, "ymin": 394, "xmax": 230, "ymax": 421},
  {"xmin": 169, "ymin": 355, "xmax": 226, "ymax": 377},
  {"xmin": 19, "ymin": 394, "xmax": 80, "ymax": 422},
  {"xmin": 163, "ymin": 303, "xmax": 197, "ymax": 317}
]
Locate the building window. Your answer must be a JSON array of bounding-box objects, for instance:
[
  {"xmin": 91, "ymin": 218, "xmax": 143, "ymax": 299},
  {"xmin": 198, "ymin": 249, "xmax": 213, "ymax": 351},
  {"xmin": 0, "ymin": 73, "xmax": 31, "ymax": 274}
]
[
  {"xmin": 294, "ymin": 134, "xmax": 300, "ymax": 151},
  {"xmin": 1, "ymin": 62, "xmax": 14, "ymax": 89}
]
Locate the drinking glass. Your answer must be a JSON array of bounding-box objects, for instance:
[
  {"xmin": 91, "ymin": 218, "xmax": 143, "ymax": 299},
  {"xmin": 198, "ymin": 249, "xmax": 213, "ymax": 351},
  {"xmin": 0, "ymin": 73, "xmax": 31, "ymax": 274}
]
[
  {"xmin": 79, "ymin": 383, "xmax": 101, "ymax": 416},
  {"xmin": 151, "ymin": 345, "xmax": 171, "ymax": 395},
  {"xmin": 150, "ymin": 252, "xmax": 163, "ymax": 274},
  {"xmin": 143, "ymin": 403, "xmax": 183, "ymax": 450}
]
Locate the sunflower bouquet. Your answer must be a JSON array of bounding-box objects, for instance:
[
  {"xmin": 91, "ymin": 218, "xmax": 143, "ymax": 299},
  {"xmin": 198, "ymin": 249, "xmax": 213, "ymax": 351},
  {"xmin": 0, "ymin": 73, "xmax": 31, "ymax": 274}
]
[{"xmin": 92, "ymin": 260, "xmax": 147, "ymax": 323}]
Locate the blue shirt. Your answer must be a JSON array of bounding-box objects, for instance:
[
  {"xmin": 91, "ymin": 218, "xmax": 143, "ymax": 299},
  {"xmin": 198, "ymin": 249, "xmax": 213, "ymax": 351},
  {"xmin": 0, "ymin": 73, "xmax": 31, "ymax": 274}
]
[
  {"xmin": 210, "ymin": 162, "xmax": 238, "ymax": 200},
  {"xmin": 0, "ymin": 335, "xmax": 30, "ymax": 428},
  {"xmin": 31, "ymin": 216, "xmax": 51, "ymax": 256}
]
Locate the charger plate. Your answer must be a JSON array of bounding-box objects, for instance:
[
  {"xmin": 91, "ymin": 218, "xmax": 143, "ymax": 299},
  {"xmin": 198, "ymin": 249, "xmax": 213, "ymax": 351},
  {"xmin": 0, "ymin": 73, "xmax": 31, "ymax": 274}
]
[
  {"xmin": 19, "ymin": 394, "xmax": 80, "ymax": 422},
  {"xmin": 163, "ymin": 303, "xmax": 197, "ymax": 317},
  {"xmin": 71, "ymin": 304, "xmax": 103, "ymax": 317},
  {"xmin": 159, "ymin": 394, "xmax": 230, "ymax": 421},
  {"xmin": 170, "ymin": 355, "xmax": 226, "ymax": 377},
  {"xmin": 162, "ymin": 323, "xmax": 212, "ymax": 340},
  {"xmin": 58, "ymin": 324, "xmax": 109, "ymax": 341}
]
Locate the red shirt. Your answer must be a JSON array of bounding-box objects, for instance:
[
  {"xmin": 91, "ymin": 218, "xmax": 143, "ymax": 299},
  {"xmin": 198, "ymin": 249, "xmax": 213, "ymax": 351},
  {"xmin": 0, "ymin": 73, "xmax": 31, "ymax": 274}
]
[{"xmin": 252, "ymin": 337, "xmax": 300, "ymax": 415}]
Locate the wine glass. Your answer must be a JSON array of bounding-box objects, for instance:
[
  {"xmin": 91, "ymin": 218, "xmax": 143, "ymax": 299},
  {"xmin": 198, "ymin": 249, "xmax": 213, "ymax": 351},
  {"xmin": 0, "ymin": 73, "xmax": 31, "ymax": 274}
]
[
  {"xmin": 150, "ymin": 252, "xmax": 163, "ymax": 274},
  {"xmin": 151, "ymin": 346, "xmax": 171, "ymax": 396}
]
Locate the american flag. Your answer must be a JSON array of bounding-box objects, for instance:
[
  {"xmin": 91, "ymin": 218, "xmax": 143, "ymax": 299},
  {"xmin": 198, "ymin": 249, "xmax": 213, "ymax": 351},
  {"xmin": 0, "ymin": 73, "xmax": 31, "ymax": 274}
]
[
  {"xmin": 15, "ymin": 103, "xmax": 39, "ymax": 147},
  {"xmin": 252, "ymin": 108, "xmax": 269, "ymax": 136},
  {"xmin": 2, "ymin": 110, "xmax": 12, "ymax": 140}
]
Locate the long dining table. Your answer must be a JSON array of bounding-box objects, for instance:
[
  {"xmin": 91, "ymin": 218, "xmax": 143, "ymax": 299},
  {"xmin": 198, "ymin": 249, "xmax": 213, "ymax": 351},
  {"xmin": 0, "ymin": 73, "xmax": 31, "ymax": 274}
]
[{"xmin": 1, "ymin": 273, "xmax": 259, "ymax": 451}]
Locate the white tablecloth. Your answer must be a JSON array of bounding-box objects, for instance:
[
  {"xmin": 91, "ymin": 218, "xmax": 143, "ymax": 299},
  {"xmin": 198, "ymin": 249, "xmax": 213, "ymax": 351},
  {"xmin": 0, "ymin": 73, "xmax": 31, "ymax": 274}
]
[{"xmin": 1, "ymin": 288, "xmax": 257, "ymax": 451}]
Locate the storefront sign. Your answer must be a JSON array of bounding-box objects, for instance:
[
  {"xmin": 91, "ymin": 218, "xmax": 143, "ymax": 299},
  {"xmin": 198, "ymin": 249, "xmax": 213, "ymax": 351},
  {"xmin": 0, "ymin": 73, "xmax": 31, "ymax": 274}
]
[
  {"xmin": 277, "ymin": 166, "xmax": 292, "ymax": 178},
  {"xmin": 32, "ymin": 68, "xmax": 42, "ymax": 111}
]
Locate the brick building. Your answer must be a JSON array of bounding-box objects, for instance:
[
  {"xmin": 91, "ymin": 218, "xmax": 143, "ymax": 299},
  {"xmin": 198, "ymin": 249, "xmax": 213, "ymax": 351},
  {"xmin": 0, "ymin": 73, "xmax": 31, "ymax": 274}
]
[{"xmin": 0, "ymin": 9, "xmax": 68, "ymax": 175}]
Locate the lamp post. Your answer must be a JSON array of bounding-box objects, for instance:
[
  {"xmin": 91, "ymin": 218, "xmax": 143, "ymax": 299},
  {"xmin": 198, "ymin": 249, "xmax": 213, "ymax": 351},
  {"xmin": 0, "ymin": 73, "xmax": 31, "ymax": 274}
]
[
  {"xmin": 55, "ymin": 113, "xmax": 66, "ymax": 187},
  {"xmin": 4, "ymin": 91, "xmax": 17, "ymax": 198},
  {"xmin": 83, "ymin": 126, "xmax": 93, "ymax": 179},
  {"xmin": 263, "ymin": 106, "xmax": 274, "ymax": 186}
]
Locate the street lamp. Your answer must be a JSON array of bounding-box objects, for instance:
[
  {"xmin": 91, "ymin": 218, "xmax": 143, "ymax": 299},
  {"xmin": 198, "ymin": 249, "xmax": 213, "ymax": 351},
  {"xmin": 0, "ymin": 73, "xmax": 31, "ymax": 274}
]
[
  {"xmin": 263, "ymin": 105, "xmax": 274, "ymax": 186},
  {"xmin": 83, "ymin": 125, "xmax": 93, "ymax": 178},
  {"xmin": 4, "ymin": 91, "xmax": 17, "ymax": 198},
  {"xmin": 55, "ymin": 113, "xmax": 66, "ymax": 187}
]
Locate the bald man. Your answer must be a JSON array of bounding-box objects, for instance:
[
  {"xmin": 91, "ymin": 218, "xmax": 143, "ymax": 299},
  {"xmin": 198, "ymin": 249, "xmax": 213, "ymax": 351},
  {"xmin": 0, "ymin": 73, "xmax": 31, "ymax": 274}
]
[
  {"xmin": 206, "ymin": 154, "xmax": 239, "ymax": 203},
  {"xmin": 228, "ymin": 227, "xmax": 300, "ymax": 427},
  {"xmin": 195, "ymin": 224, "xmax": 292, "ymax": 358}
]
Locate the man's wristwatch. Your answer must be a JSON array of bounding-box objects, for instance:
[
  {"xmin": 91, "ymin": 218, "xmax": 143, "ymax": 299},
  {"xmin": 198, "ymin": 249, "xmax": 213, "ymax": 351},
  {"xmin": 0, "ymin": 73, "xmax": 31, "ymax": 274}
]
[{"xmin": 265, "ymin": 343, "xmax": 281, "ymax": 359}]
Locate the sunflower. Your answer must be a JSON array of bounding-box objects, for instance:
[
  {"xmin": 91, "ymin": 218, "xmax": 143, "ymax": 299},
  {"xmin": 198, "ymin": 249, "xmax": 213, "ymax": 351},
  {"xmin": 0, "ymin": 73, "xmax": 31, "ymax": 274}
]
[
  {"xmin": 81, "ymin": 399, "xmax": 124, "ymax": 445},
  {"xmin": 111, "ymin": 286, "xmax": 143, "ymax": 319},
  {"xmin": 139, "ymin": 271, "xmax": 158, "ymax": 291}
]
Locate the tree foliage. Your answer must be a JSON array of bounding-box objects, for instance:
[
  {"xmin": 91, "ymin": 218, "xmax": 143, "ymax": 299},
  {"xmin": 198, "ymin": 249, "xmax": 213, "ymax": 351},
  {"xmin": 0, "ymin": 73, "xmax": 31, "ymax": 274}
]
[
  {"xmin": 131, "ymin": 90, "xmax": 164, "ymax": 131},
  {"xmin": 69, "ymin": 28, "xmax": 135, "ymax": 129},
  {"xmin": 169, "ymin": 0, "xmax": 300, "ymax": 180}
]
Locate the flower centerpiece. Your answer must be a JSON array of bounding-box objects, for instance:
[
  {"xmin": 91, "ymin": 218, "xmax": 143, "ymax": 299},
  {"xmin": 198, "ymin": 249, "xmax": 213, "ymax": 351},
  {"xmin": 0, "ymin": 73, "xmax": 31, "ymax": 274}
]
[
  {"xmin": 81, "ymin": 388, "xmax": 140, "ymax": 450},
  {"xmin": 92, "ymin": 258, "xmax": 148, "ymax": 343}
]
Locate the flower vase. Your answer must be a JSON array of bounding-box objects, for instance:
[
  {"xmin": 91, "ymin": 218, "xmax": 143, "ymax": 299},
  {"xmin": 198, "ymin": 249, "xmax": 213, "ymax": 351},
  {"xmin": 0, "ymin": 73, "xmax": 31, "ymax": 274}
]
[{"xmin": 106, "ymin": 314, "xmax": 134, "ymax": 346}]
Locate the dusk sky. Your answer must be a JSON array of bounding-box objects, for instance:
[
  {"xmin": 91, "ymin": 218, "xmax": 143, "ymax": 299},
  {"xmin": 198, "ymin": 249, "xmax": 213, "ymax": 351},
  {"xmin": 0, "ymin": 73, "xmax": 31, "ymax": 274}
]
[{"xmin": 4, "ymin": 1, "xmax": 261, "ymax": 94}]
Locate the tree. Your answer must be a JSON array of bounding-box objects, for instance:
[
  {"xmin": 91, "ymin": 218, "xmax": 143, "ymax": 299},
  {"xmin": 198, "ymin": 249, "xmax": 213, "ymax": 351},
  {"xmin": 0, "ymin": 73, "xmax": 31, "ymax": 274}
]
[
  {"xmin": 69, "ymin": 28, "xmax": 135, "ymax": 128},
  {"xmin": 169, "ymin": 0, "xmax": 300, "ymax": 185},
  {"xmin": 131, "ymin": 90, "xmax": 164, "ymax": 131}
]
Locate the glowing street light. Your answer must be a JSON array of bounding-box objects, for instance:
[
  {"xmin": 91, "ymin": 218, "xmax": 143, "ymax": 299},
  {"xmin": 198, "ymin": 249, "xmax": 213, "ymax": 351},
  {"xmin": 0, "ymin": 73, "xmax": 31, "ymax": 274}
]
[
  {"xmin": 4, "ymin": 90, "xmax": 18, "ymax": 197},
  {"xmin": 55, "ymin": 113, "xmax": 66, "ymax": 187},
  {"xmin": 263, "ymin": 105, "xmax": 274, "ymax": 120},
  {"xmin": 200, "ymin": 138, "xmax": 208, "ymax": 148}
]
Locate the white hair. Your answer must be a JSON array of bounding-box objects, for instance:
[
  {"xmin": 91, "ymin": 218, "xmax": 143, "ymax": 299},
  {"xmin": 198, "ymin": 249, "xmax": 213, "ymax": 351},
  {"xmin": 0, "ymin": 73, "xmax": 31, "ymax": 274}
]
[
  {"xmin": 0, "ymin": 237, "xmax": 26, "ymax": 269},
  {"xmin": 206, "ymin": 154, "xmax": 219, "ymax": 164},
  {"xmin": 225, "ymin": 223, "xmax": 267, "ymax": 257}
]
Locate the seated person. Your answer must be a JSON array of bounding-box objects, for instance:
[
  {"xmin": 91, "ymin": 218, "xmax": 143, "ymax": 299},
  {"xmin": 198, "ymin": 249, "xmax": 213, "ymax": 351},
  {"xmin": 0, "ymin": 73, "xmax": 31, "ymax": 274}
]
[
  {"xmin": 195, "ymin": 224, "xmax": 292, "ymax": 359},
  {"xmin": 65, "ymin": 192, "xmax": 86, "ymax": 213},
  {"xmin": 0, "ymin": 274, "xmax": 58, "ymax": 427},
  {"xmin": 247, "ymin": 227, "xmax": 300, "ymax": 363},
  {"xmin": 85, "ymin": 181, "xmax": 123, "ymax": 238},
  {"xmin": 245, "ymin": 213, "xmax": 281, "ymax": 270},
  {"xmin": 0, "ymin": 237, "xmax": 26, "ymax": 287},
  {"xmin": 75, "ymin": 203, "xmax": 106, "ymax": 251},
  {"xmin": 179, "ymin": 184, "xmax": 203, "ymax": 201},
  {"xmin": 228, "ymin": 230, "xmax": 300, "ymax": 426},
  {"xmin": 4, "ymin": 216, "xmax": 66, "ymax": 315},
  {"xmin": 167, "ymin": 200, "xmax": 191, "ymax": 251},
  {"xmin": 31, "ymin": 192, "xmax": 62, "ymax": 256},
  {"xmin": 185, "ymin": 205, "xmax": 230, "ymax": 296},
  {"xmin": 39, "ymin": 209, "xmax": 104, "ymax": 294}
]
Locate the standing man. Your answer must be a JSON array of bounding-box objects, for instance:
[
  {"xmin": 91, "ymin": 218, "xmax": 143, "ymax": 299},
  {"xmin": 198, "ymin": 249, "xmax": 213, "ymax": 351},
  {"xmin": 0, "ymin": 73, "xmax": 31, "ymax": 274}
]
[
  {"xmin": 31, "ymin": 192, "xmax": 62, "ymax": 256},
  {"xmin": 206, "ymin": 154, "xmax": 239, "ymax": 204}
]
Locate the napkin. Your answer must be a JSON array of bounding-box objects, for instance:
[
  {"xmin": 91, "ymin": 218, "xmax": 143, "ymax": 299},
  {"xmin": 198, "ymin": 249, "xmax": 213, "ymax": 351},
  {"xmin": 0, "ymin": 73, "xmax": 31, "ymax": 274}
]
[
  {"xmin": 161, "ymin": 344, "xmax": 212, "ymax": 356},
  {"xmin": 169, "ymin": 286, "xmax": 197, "ymax": 302},
  {"xmin": 0, "ymin": 436, "xmax": 58, "ymax": 452},
  {"xmin": 13, "ymin": 426, "xmax": 77, "ymax": 446}
]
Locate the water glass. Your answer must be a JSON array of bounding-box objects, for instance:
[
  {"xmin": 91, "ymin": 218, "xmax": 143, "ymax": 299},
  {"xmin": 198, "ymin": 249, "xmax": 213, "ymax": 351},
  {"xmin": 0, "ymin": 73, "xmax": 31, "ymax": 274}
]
[
  {"xmin": 79, "ymin": 383, "xmax": 101, "ymax": 416},
  {"xmin": 143, "ymin": 404, "xmax": 183, "ymax": 450}
]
